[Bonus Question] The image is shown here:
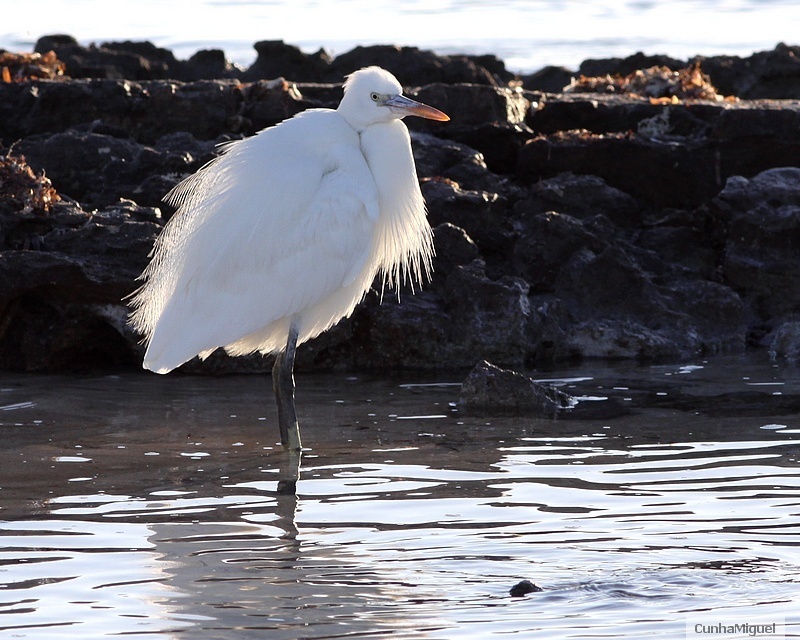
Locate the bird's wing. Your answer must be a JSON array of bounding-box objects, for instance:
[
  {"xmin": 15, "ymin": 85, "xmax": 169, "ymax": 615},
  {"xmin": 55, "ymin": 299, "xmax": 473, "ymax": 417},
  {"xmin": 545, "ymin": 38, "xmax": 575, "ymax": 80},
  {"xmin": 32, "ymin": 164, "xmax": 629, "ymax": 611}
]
[{"xmin": 132, "ymin": 110, "xmax": 380, "ymax": 372}]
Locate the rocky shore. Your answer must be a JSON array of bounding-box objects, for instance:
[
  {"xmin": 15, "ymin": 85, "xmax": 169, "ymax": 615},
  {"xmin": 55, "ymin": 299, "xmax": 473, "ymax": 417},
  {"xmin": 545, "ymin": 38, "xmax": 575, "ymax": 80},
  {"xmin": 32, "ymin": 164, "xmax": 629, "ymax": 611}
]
[{"xmin": 2, "ymin": 37, "xmax": 800, "ymax": 376}]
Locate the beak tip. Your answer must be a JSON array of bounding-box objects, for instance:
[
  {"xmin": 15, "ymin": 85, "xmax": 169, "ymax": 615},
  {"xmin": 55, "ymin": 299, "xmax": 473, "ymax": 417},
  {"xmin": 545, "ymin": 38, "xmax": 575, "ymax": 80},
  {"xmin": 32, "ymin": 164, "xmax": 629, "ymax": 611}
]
[
  {"xmin": 419, "ymin": 107, "xmax": 450, "ymax": 122},
  {"xmin": 389, "ymin": 95, "xmax": 450, "ymax": 122}
]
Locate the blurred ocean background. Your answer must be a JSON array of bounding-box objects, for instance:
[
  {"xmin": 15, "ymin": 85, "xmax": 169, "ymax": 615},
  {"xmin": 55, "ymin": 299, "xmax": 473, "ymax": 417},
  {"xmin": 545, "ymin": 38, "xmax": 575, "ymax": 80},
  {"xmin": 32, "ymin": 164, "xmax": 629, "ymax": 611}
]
[{"xmin": 1, "ymin": 0, "xmax": 798, "ymax": 74}]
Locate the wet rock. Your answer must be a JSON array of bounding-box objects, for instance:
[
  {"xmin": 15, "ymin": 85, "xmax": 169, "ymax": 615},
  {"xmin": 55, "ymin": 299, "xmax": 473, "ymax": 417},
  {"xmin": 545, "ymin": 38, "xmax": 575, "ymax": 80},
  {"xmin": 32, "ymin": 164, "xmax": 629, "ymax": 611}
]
[
  {"xmin": 667, "ymin": 280, "xmax": 746, "ymax": 354},
  {"xmin": 28, "ymin": 35, "xmax": 800, "ymax": 101},
  {"xmin": 133, "ymin": 80, "xmax": 246, "ymax": 142},
  {"xmin": 509, "ymin": 579, "xmax": 544, "ymax": 597},
  {"xmin": 521, "ymin": 226, "xmax": 746, "ymax": 362},
  {"xmin": 634, "ymin": 220, "xmax": 719, "ymax": 280},
  {"xmin": 550, "ymin": 319, "xmax": 691, "ymax": 361},
  {"xmin": 0, "ymin": 250, "xmax": 138, "ymax": 371},
  {"xmin": 459, "ymin": 360, "xmax": 573, "ymax": 416},
  {"xmin": 769, "ymin": 321, "xmax": 800, "ymax": 362},
  {"xmin": 0, "ymin": 78, "xmax": 138, "ymax": 142},
  {"xmin": 419, "ymin": 83, "xmax": 528, "ymax": 128},
  {"xmin": 240, "ymin": 78, "xmax": 315, "ymax": 134},
  {"xmin": 525, "ymin": 92, "xmax": 708, "ymax": 137},
  {"xmin": 0, "ymin": 76, "xmax": 313, "ymax": 145}
]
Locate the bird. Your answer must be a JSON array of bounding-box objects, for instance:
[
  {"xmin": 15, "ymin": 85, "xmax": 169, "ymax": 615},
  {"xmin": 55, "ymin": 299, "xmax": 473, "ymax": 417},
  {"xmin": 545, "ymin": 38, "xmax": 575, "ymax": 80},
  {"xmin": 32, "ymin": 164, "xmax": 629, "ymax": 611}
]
[{"xmin": 128, "ymin": 66, "xmax": 449, "ymax": 451}]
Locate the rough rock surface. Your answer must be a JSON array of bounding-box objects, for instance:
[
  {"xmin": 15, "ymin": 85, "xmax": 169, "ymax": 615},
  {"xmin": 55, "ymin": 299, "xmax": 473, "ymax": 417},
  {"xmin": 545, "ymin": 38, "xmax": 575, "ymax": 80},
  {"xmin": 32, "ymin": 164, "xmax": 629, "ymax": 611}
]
[
  {"xmin": 522, "ymin": 43, "xmax": 800, "ymax": 99},
  {"xmin": 459, "ymin": 360, "xmax": 574, "ymax": 416},
  {"xmin": 2, "ymin": 37, "xmax": 800, "ymax": 374}
]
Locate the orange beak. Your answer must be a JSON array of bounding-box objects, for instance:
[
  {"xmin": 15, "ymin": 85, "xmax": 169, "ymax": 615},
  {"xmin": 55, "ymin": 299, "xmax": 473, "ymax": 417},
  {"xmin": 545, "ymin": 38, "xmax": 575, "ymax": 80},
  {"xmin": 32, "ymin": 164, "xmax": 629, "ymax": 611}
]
[{"xmin": 385, "ymin": 94, "xmax": 450, "ymax": 121}]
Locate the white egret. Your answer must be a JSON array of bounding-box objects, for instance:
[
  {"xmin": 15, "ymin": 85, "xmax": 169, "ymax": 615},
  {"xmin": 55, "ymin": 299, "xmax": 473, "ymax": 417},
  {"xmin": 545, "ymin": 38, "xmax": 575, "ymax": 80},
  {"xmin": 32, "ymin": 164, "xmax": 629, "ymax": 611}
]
[{"xmin": 129, "ymin": 66, "xmax": 449, "ymax": 450}]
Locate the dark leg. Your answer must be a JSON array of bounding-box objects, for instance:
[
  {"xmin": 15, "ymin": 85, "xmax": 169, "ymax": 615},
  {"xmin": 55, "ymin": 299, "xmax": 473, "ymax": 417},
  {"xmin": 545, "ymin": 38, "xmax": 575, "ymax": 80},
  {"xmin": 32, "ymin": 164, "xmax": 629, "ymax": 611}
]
[
  {"xmin": 277, "ymin": 447, "xmax": 302, "ymax": 497},
  {"xmin": 272, "ymin": 318, "xmax": 302, "ymax": 450}
]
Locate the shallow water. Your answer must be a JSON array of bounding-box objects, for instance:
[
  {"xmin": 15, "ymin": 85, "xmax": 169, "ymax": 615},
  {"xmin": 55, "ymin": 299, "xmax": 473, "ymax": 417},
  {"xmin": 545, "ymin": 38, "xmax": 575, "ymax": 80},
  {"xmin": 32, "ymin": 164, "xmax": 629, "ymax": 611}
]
[{"xmin": 1, "ymin": 353, "xmax": 798, "ymax": 639}]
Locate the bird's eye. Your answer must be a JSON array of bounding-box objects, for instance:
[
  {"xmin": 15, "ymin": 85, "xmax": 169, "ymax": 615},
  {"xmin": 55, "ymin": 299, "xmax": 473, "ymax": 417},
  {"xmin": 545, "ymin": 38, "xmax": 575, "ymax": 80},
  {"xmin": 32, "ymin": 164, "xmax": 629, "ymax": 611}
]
[{"xmin": 370, "ymin": 92, "xmax": 381, "ymax": 102}]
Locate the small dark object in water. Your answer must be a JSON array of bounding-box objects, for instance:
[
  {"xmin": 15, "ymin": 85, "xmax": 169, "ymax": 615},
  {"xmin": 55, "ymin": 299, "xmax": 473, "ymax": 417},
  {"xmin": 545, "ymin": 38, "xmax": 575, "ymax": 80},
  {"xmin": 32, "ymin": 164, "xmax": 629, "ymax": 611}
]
[{"xmin": 509, "ymin": 579, "xmax": 543, "ymax": 597}]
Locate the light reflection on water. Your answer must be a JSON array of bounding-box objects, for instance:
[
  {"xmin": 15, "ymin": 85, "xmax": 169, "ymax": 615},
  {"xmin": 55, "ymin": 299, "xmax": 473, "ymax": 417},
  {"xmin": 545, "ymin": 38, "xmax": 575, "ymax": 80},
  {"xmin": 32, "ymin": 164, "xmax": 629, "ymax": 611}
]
[{"xmin": 0, "ymin": 354, "xmax": 798, "ymax": 638}]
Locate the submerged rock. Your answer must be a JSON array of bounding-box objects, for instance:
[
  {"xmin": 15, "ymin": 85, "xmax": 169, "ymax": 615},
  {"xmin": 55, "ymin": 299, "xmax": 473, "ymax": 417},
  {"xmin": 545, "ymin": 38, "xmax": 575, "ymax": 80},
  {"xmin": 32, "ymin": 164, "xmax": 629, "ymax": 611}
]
[{"xmin": 459, "ymin": 360, "xmax": 574, "ymax": 416}]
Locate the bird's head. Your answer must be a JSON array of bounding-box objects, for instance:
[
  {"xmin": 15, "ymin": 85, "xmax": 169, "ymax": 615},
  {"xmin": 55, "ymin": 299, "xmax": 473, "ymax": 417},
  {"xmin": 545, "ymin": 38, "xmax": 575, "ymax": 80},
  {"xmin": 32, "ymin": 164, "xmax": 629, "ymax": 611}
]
[{"xmin": 338, "ymin": 66, "xmax": 449, "ymax": 131}]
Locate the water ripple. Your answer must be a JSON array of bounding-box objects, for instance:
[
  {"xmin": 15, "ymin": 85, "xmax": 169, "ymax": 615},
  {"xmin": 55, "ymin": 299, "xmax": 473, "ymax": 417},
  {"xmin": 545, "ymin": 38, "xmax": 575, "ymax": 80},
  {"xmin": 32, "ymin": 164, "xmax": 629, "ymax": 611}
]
[{"xmin": 0, "ymin": 356, "xmax": 798, "ymax": 638}]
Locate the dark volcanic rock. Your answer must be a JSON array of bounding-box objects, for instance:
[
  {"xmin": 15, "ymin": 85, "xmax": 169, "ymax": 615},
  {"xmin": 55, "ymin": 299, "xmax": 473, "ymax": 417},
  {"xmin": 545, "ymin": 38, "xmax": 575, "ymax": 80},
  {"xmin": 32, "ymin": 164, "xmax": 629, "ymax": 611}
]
[
  {"xmin": 718, "ymin": 167, "xmax": 800, "ymax": 328},
  {"xmin": 417, "ymin": 82, "xmax": 532, "ymax": 173},
  {"xmin": 327, "ymin": 44, "xmax": 509, "ymax": 86},
  {"xmin": 514, "ymin": 173, "xmax": 641, "ymax": 227},
  {"xmin": 15, "ymin": 128, "xmax": 218, "ymax": 209},
  {"xmin": 556, "ymin": 44, "xmax": 800, "ymax": 100},
  {"xmin": 444, "ymin": 261, "xmax": 532, "ymax": 367},
  {"xmin": 511, "ymin": 211, "xmax": 609, "ymax": 293},
  {"xmin": 242, "ymin": 40, "xmax": 331, "ymax": 82},
  {"xmin": 520, "ymin": 98, "xmax": 800, "ymax": 209},
  {"xmin": 517, "ymin": 129, "xmax": 720, "ymax": 209},
  {"xmin": 423, "ymin": 180, "xmax": 515, "ymax": 269},
  {"xmin": 521, "ymin": 65, "xmax": 574, "ymax": 93},
  {"xmin": 431, "ymin": 223, "xmax": 481, "ymax": 278},
  {"xmin": 35, "ymin": 35, "xmax": 169, "ymax": 80},
  {"xmin": 34, "ymin": 34, "xmax": 243, "ymax": 82},
  {"xmin": 459, "ymin": 360, "xmax": 574, "ymax": 415},
  {"xmin": 697, "ymin": 43, "xmax": 800, "ymax": 99},
  {"xmin": 769, "ymin": 321, "xmax": 800, "ymax": 362},
  {"xmin": 577, "ymin": 52, "xmax": 687, "ymax": 78},
  {"xmin": 1, "ymin": 39, "xmax": 799, "ymax": 374},
  {"xmin": 0, "ymin": 198, "xmax": 156, "ymax": 371},
  {"xmin": 32, "ymin": 35, "xmax": 511, "ymax": 88},
  {"xmin": 412, "ymin": 133, "xmax": 506, "ymax": 193}
]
